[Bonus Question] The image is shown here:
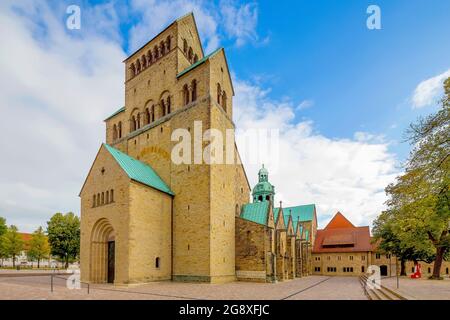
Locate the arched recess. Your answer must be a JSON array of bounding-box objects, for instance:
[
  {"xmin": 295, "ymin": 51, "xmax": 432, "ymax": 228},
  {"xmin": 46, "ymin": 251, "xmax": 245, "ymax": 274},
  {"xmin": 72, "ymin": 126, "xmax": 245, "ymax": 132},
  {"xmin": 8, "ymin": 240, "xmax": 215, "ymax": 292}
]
[
  {"xmin": 130, "ymin": 108, "xmax": 140, "ymax": 132},
  {"xmin": 144, "ymin": 100, "xmax": 154, "ymax": 125},
  {"xmin": 158, "ymin": 91, "xmax": 171, "ymax": 118},
  {"xmin": 182, "ymin": 84, "xmax": 189, "ymax": 106},
  {"xmin": 89, "ymin": 218, "xmax": 116, "ymax": 284}
]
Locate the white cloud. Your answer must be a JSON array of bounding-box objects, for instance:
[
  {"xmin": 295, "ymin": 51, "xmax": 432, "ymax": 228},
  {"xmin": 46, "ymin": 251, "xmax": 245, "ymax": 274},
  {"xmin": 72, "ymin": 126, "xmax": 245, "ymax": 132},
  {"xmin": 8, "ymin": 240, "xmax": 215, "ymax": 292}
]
[
  {"xmin": 128, "ymin": 0, "xmax": 220, "ymax": 53},
  {"xmin": 0, "ymin": 0, "xmax": 399, "ymax": 233},
  {"xmin": 233, "ymin": 79, "xmax": 401, "ymax": 228},
  {"xmin": 0, "ymin": 1, "xmax": 125, "ymax": 231},
  {"xmin": 412, "ymin": 69, "xmax": 450, "ymax": 108},
  {"xmin": 0, "ymin": 0, "xmax": 266, "ymax": 232},
  {"xmin": 220, "ymin": 0, "xmax": 263, "ymax": 47},
  {"xmin": 296, "ymin": 99, "xmax": 314, "ymax": 110},
  {"xmin": 128, "ymin": 0, "xmax": 263, "ymax": 53}
]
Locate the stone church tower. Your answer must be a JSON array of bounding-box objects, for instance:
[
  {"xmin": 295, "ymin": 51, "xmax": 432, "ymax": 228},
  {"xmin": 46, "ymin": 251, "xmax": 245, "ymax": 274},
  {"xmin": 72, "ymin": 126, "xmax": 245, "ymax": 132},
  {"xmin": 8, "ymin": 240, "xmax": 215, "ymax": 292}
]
[{"xmin": 79, "ymin": 13, "xmax": 251, "ymax": 284}]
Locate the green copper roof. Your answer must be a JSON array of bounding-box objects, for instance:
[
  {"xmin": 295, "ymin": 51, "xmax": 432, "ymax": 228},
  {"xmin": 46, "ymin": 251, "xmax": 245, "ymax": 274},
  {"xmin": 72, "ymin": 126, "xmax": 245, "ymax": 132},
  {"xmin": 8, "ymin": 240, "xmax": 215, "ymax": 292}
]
[
  {"xmin": 104, "ymin": 106, "xmax": 125, "ymax": 121},
  {"xmin": 253, "ymin": 181, "xmax": 274, "ymax": 194},
  {"xmin": 176, "ymin": 47, "xmax": 222, "ymax": 78},
  {"xmin": 240, "ymin": 201, "xmax": 270, "ymax": 226},
  {"xmin": 274, "ymin": 207, "xmax": 281, "ymax": 223},
  {"xmin": 293, "ymin": 220, "xmax": 299, "ymax": 234},
  {"xmin": 274, "ymin": 204, "xmax": 315, "ymax": 223},
  {"xmin": 104, "ymin": 144, "xmax": 174, "ymax": 196}
]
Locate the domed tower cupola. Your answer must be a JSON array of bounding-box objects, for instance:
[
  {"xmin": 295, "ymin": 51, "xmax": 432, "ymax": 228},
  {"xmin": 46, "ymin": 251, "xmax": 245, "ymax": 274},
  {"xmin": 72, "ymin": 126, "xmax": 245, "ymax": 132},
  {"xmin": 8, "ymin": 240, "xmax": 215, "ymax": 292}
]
[{"xmin": 252, "ymin": 164, "xmax": 275, "ymax": 203}]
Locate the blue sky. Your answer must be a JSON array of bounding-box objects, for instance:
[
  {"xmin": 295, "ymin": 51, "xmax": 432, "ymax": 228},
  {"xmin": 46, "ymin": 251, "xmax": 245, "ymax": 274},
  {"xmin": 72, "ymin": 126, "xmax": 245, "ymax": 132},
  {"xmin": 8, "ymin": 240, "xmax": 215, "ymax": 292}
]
[
  {"xmin": 101, "ymin": 0, "xmax": 450, "ymax": 159},
  {"xmin": 225, "ymin": 0, "xmax": 449, "ymax": 160},
  {"xmin": 1, "ymin": 0, "xmax": 449, "ymax": 231}
]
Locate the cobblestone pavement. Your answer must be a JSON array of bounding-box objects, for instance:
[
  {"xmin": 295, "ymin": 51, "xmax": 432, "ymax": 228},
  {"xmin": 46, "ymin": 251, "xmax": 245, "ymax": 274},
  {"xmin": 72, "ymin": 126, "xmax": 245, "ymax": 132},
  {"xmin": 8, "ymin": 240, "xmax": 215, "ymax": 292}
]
[
  {"xmin": 382, "ymin": 276, "xmax": 450, "ymax": 300},
  {"xmin": 0, "ymin": 275, "xmax": 368, "ymax": 300}
]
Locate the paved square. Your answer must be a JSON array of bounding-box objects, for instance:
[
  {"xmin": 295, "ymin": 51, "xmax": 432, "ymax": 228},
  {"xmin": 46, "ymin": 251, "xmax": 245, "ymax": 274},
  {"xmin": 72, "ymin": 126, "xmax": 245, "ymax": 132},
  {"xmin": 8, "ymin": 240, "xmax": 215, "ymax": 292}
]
[
  {"xmin": 0, "ymin": 275, "xmax": 368, "ymax": 300},
  {"xmin": 382, "ymin": 277, "xmax": 450, "ymax": 300}
]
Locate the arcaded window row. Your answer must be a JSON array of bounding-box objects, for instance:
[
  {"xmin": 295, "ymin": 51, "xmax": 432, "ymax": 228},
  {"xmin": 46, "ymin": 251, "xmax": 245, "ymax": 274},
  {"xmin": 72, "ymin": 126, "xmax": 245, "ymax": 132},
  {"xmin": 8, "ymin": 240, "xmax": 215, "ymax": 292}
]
[
  {"xmin": 92, "ymin": 189, "xmax": 114, "ymax": 208},
  {"xmin": 129, "ymin": 35, "xmax": 172, "ymax": 78},
  {"xmin": 112, "ymin": 122, "xmax": 123, "ymax": 141},
  {"xmin": 182, "ymin": 39, "xmax": 198, "ymax": 64}
]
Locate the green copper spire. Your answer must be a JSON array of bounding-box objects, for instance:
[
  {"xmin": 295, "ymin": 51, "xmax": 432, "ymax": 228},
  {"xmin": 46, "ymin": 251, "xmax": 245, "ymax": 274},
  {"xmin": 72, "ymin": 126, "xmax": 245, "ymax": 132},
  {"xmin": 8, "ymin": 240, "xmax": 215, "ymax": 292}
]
[{"xmin": 252, "ymin": 164, "xmax": 275, "ymax": 203}]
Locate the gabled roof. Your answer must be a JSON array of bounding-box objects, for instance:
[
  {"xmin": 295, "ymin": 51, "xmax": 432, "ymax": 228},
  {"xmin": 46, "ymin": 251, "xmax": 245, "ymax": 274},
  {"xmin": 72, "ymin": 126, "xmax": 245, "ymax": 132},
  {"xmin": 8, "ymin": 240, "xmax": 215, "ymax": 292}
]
[
  {"xmin": 176, "ymin": 47, "xmax": 235, "ymax": 96},
  {"xmin": 274, "ymin": 204, "xmax": 316, "ymax": 223},
  {"xmin": 274, "ymin": 206, "xmax": 286, "ymax": 230},
  {"xmin": 286, "ymin": 215, "xmax": 294, "ymax": 236},
  {"xmin": 313, "ymin": 212, "xmax": 371, "ymax": 253},
  {"xmin": 104, "ymin": 144, "xmax": 174, "ymax": 196},
  {"xmin": 104, "ymin": 106, "xmax": 125, "ymax": 121},
  {"xmin": 240, "ymin": 201, "xmax": 270, "ymax": 226},
  {"xmin": 124, "ymin": 12, "xmax": 204, "ymax": 62},
  {"xmin": 324, "ymin": 212, "xmax": 355, "ymax": 229},
  {"xmin": 176, "ymin": 47, "xmax": 222, "ymax": 78}
]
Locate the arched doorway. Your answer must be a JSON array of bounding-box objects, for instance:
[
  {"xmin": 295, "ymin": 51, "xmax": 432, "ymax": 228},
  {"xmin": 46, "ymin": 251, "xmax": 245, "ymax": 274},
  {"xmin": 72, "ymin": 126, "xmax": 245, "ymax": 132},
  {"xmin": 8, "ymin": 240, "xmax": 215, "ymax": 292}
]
[
  {"xmin": 380, "ymin": 265, "xmax": 388, "ymax": 276},
  {"xmin": 90, "ymin": 218, "xmax": 116, "ymax": 284}
]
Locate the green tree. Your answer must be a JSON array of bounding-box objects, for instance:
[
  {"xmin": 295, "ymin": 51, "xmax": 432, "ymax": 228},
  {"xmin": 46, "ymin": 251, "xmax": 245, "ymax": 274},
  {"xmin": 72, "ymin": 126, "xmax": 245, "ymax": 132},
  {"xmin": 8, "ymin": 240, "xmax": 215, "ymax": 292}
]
[
  {"xmin": 379, "ymin": 77, "xmax": 450, "ymax": 279},
  {"xmin": 373, "ymin": 210, "xmax": 434, "ymax": 275},
  {"xmin": 0, "ymin": 217, "xmax": 7, "ymax": 266},
  {"xmin": 0, "ymin": 217, "xmax": 6, "ymax": 237},
  {"xmin": 27, "ymin": 226, "xmax": 50, "ymax": 268},
  {"xmin": 3, "ymin": 225, "xmax": 24, "ymax": 268},
  {"xmin": 46, "ymin": 212, "xmax": 80, "ymax": 268}
]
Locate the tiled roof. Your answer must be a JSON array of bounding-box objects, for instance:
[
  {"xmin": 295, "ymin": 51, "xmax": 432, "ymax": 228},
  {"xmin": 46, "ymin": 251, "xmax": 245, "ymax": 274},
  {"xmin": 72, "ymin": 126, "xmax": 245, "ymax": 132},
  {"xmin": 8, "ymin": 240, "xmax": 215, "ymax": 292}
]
[
  {"xmin": 240, "ymin": 201, "xmax": 270, "ymax": 226},
  {"xmin": 313, "ymin": 212, "xmax": 371, "ymax": 253},
  {"xmin": 104, "ymin": 106, "xmax": 125, "ymax": 121},
  {"xmin": 324, "ymin": 211, "xmax": 355, "ymax": 229},
  {"xmin": 104, "ymin": 144, "xmax": 174, "ymax": 196}
]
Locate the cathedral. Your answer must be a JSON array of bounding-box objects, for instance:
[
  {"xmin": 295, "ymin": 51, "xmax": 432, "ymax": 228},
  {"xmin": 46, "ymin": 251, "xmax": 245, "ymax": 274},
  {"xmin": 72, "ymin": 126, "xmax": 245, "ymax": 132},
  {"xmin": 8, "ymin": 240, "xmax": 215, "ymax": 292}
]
[
  {"xmin": 79, "ymin": 13, "xmax": 317, "ymax": 284},
  {"xmin": 79, "ymin": 13, "xmax": 448, "ymax": 285}
]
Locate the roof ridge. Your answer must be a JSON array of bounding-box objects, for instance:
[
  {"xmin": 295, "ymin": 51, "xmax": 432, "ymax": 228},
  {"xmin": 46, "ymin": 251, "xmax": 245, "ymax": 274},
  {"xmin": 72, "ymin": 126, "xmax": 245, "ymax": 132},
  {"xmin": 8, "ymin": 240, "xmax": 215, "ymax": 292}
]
[
  {"xmin": 104, "ymin": 144, "xmax": 174, "ymax": 196},
  {"xmin": 104, "ymin": 106, "xmax": 125, "ymax": 121},
  {"xmin": 176, "ymin": 47, "xmax": 223, "ymax": 78}
]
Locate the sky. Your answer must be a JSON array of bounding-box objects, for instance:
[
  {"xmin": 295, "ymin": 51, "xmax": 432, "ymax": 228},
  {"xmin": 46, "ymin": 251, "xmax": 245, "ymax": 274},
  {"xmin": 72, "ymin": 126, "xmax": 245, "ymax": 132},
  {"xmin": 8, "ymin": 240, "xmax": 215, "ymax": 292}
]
[{"xmin": 0, "ymin": 0, "xmax": 449, "ymax": 232}]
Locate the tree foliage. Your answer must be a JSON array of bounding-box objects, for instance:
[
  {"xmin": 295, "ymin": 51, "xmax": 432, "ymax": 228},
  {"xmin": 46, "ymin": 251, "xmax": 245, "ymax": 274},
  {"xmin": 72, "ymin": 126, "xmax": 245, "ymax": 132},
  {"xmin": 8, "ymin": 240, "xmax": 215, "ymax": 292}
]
[
  {"xmin": 46, "ymin": 212, "xmax": 80, "ymax": 268},
  {"xmin": 2, "ymin": 225, "xmax": 24, "ymax": 267},
  {"xmin": 0, "ymin": 217, "xmax": 7, "ymax": 263},
  {"xmin": 0, "ymin": 217, "xmax": 6, "ymax": 237},
  {"xmin": 374, "ymin": 77, "xmax": 450, "ymax": 279},
  {"xmin": 27, "ymin": 226, "xmax": 50, "ymax": 268}
]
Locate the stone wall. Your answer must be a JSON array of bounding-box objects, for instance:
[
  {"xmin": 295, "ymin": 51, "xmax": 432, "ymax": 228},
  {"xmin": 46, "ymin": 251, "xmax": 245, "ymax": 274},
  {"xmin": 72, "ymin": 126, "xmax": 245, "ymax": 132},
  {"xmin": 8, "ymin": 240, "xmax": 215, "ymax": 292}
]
[
  {"xmin": 127, "ymin": 181, "xmax": 172, "ymax": 283},
  {"xmin": 80, "ymin": 146, "xmax": 131, "ymax": 284}
]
